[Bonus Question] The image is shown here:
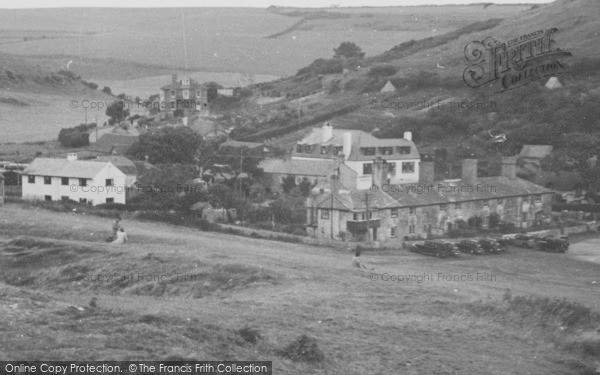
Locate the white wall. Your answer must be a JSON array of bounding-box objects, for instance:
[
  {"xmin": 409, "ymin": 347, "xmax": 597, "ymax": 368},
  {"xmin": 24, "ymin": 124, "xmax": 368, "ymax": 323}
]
[{"xmin": 22, "ymin": 163, "xmax": 126, "ymax": 205}]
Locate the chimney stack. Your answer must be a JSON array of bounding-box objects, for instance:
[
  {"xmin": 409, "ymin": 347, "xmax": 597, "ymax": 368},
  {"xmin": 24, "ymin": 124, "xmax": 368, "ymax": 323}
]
[
  {"xmin": 501, "ymin": 156, "xmax": 517, "ymax": 179},
  {"xmin": 419, "ymin": 160, "xmax": 435, "ymax": 185},
  {"xmin": 67, "ymin": 153, "xmax": 77, "ymax": 162},
  {"xmin": 322, "ymin": 122, "xmax": 333, "ymax": 143},
  {"xmin": 403, "ymin": 131, "xmax": 412, "ymax": 141},
  {"xmin": 330, "ymin": 170, "xmax": 340, "ymax": 195},
  {"xmin": 372, "ymin": 157, "xmax": 389, "ymax": 188},
  {"xmin": 343, "ymin": 132, "xmax": 352, "ymax": 160},
  {"xmin": 461, "ymin": 159, "xmax": 478, "ymax": 184}
]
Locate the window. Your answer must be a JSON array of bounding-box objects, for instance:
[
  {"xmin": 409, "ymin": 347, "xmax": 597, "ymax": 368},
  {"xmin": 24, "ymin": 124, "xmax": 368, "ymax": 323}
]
[
  {"xmin": 106, "ymin": 198, "xmax": 114, "ymax": 204},
  {"xmin": 361, "ymin": 213, "xmax": 366, "ymax": 220},
  {"xmin": 391, "ymin": 227, "xmax": 397, "ymax": 238},
  {"xmin": 402, "ymin": 162, "xmax": 415, "ymax": 173},
  {"xmin": 44, "ymin": 195, "xmax": 52, "ymax": 201},
  {"xmin": 391, "ymin": 208, "xmax": 398, "ymax": 218},
  {"xmin": 363, "ymin": 163, "xmax": 373, "ymax": 175},
  {"xmin": 28, "ymin": 175, "xmax": 35, "ymax": 183},
  {"xmin": 368, "ymin": 212, "xmax": 373, "ymax": 219},
  {"xmin": 534, "ymin": 194, "xmax": 542, "ymax": 204},
  {"xmin": 362, "ymin": 147, "xmax": 376, "ymax": 156},
  {"xmin": 61, "ymin": 177, "xmax": 69, "ymax": 186},
  {"xmin": 79, "ymin": 198, "xmax": 87, "ymax": 203},
  {"xmin": 44, "ymin": 176, "xmax": 52, "ymax": 185},
  {"xmin": 353, "ymin": 213, "xmax": 358, "ymax": 220},
  {"xmin": 79, "ymin": 178, "xmax": 87, "ymax": 187},
  {"xmin": 296, "ymin": 145, "xmax": 303, "ymax": 153},
  {"xmin": 106, "ymin": 179, "xmax": 114, "ymax": 187},
  {"xmin": 183, "ymin": 90, "xmax": 190, "ymax": 99},
  {"xmin": 408, "ymin": 225, "xmax": 415, "ymax": 234},
  {"xmin": 379, "ymin": 147, "xmax": 393, "ymax": 155},
  {"xmin": 321, "ymin": 209, "xmax": 330, "ymax": 219},
  {"xmin": 409, "ymin": 207, "xmax": 415, "ymax": 215},
  {"xmin": 388, "ymin": 162, "xmax": 396, "ymax": 175},
  {"xmin": 454, "ymin": 202, "xmax": 462, "ymax": 210},
  {"xmin": 170, "ymin": 90, "xmax": 175, "ymax": 97},
  {"xmin": 397, "ymin": 146, "xmax": 411, "ymax": 155},
  {"xmin": 320, "ymin": 146, "xmax": 327, "ymax": 155},
  {"xmin": 333, "ymin": 146, "xmax": 343, "ymax": 155},
  {"xmin": 196, "ymin": 90, "xmax": 201, "ymax": 97},
  {"xmin": 296, "ymin": 177, "xmax": 303, "ymax": 184}
]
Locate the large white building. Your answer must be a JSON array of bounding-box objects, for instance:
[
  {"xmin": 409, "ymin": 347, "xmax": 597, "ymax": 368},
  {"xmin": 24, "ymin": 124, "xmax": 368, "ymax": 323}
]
[
  {"xmin": 21, "ymin": 154, "xmax": 126, "ymax": 205},
  {"xmin": 291, "ymin": 123, "xmax": 420, "ymax": 189}
]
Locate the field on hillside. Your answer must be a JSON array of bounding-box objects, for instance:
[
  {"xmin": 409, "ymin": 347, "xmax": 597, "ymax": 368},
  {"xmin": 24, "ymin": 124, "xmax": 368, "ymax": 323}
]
[
  {"xmin": 0, "ymin": 5, "xmax": 528, "ymax": 79},
  {"xmin": 1, "ymin": 203, "xmax": 599, "ymax": 374}
]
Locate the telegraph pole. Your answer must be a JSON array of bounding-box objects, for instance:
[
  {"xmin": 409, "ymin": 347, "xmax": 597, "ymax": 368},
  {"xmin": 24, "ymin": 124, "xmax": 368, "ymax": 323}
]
[{"xmin": 365, "ymin": 191, "xmax": 370, "ymax": 245}]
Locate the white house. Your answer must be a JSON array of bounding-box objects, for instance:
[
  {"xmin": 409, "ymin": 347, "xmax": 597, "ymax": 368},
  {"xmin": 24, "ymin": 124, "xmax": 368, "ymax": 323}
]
[
  {"xmin": 290, "ymin": 123, "xmax": 420, "ymax": 189},
  {"xmin": 21, "ymin": 154, "xmax": 126, "ymax": 205}
]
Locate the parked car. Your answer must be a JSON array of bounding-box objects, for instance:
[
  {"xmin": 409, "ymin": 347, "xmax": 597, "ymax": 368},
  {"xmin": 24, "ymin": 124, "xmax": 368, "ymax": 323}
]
[
  {"xmin": 477, "ymin": 238, "xmax": 506, "ymax": 254},
  {"xmin": 535, "ymin": 236, "xmax": 568, "ymax": 253},
  {"xmin": 409, "ymin": 242, "xmax": 449, "ymax": 258},
  {"xmin": 424, "ymin": 240, "xmax": 460, "ymax": 257},
  {"xmin": 509, "ymin": 234, "xmax": 536, "ymax": 248},
  {"xmin": 456, "ymin": 239, "xmax": 484, "ymax": 255}
]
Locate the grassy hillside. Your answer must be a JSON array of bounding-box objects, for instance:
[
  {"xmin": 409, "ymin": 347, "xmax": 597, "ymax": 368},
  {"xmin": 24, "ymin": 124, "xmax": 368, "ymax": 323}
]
[
  {"xmin": 1, "ymin": 203, "xmax": 599, "ymax": 373},
  {"xmin": 220, "ymin": 0, "xmax": 600, "ymax": 181}
]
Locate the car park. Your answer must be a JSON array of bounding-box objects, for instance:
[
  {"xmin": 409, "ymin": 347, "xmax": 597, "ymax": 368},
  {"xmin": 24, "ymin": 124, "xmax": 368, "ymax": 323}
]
[
  {"xmin": 456, "ymin": 239, "xmax": 485, "ymax": 255},
  {"xmin": 424, "ymin": 240, "xmax": 460, "ymax": 257},
  {"xmin": 477, "ymin": 238, "xmax": 506, "ymax": 254}
]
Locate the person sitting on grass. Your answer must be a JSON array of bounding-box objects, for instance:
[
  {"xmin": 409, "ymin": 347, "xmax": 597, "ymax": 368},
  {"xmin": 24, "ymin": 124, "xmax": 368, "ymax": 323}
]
[
  {"xmin": 111, "ymin": 227, "xmax": 127, "ymax": 245},
  {"xmin": 352, "ymin": 250, "xmax": 367, "ymax": 269}
]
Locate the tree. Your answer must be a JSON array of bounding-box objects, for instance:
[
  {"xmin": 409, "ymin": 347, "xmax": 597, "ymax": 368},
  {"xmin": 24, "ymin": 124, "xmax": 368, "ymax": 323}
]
[
  {"xmin": 127, "ymin": 126, "xmax": 203, "ymax": 164},
  {"xmin": 281, "ymin": 175, "xmax": 297, "ymax": 194},
  {"xmin": 333, "ymin": 42, "xmax": 365, "ymax": 60},
  {"xmin": 105, "ymin": 101, "xmax": 130, "ymax": 124},
  {"xmin": 204, "ymin": 81, "xmax": 223, "ymax": 102},
  {"xmin": 102, "ymin": 86, "xmax": 112, "ymax": 95}
]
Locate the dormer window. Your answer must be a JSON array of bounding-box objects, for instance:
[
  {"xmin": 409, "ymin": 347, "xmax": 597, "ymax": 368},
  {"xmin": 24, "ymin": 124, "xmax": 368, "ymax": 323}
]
[
  {"xmin": 320, "ymin": 146, "xmax": 329, "ymax": 155},
  {"xmin": 296, "ymin": 144, "xmax": 303, "ymax": 153},
  {"xmin": 397, "ymin": 146, "xmax": 411, "ymax": 155},
  {"xmin": 379, "ymin": 147, "xmax": 393, "ymax": 155},
  {"xmin": 181, "ymin": 78, "xmax": 190, "ymax": 86},
  {"xmin": 362, "ymin": 147, "xmax": 376, "ymax": 156}
]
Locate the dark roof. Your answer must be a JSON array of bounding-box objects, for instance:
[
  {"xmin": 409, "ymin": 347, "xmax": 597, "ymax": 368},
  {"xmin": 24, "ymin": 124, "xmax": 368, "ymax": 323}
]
[
  {"xmin": 315, "ymin": 176, "xmax": 553, "ymax": 211},
  {"xmin": 92, "ymin": 134, "xmax": 138, "ymax": 155}
]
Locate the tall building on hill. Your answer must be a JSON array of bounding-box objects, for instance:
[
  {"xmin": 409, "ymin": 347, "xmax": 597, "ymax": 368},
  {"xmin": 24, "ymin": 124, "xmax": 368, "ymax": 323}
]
[
  {"xmin": 259, "ymin": 122, "xmax": 419, "ymax": 193},
  {"xmin": 160, "ymin": 74, "xmax": 208, "ymax": 116}
]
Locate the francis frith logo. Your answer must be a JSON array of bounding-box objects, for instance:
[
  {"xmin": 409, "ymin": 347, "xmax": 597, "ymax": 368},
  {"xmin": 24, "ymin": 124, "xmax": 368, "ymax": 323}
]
[{"xmin": 463, "ymin": 28, "xmax": 571, "ymax": 92}]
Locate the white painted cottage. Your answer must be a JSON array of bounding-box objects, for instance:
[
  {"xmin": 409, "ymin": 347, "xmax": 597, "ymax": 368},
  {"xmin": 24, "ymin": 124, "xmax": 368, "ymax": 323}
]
[{"xmin": 21, "ymin": 153, "xmax": 126, "ymax": 205}]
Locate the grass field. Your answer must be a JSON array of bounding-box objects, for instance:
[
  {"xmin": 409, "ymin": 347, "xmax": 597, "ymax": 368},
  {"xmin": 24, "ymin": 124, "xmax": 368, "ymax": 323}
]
[{"xmin": 1, "ymin": 203, "xmax": 599, "ymax": 374}]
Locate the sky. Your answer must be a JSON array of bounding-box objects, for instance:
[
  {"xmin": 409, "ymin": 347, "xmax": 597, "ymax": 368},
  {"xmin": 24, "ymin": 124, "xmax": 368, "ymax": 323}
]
[{"xmin": 1, "ymin": 0, "xmax": 554, "ymax": 8}]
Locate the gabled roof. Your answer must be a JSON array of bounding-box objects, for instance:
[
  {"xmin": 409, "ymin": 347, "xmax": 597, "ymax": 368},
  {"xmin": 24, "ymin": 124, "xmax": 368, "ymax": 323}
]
[
  {"xmin": 96, "ymin": 155, "xmax": 138, "ymax": 176},
  {"xmin": 92, "ymin": 134, "xmax": 138, "ymax": 155},
  {"xmin": 259, "ymin": 159, "xmax": 335, "ymax": 176},
  {"xmin": 314, "ymin": 189, "xmax": 398, "ymax": 211},
  {"xmin": 315, "ymin": 176, "xmax": 553, "ymax": 211},
  {"xmin": 23, "ymin": 158, "xmax": 121, "ymax": 179},
  {"xmin": 295, "ymin": 127, "xmax": 419, "ymax": 161},
  {"xmin": 519, "ymin": 145, "xmax": 553, "ymax": 159}
]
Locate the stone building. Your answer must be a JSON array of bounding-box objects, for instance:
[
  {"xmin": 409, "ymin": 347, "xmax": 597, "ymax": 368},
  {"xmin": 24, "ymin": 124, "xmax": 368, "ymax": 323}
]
[
  {"xmin": 160, "ymin": 74, "xmax": 208, "ymax": 116},
  {"xmin": 306, "ymin": 157, "xmax": 554, "ymax": 243}
]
